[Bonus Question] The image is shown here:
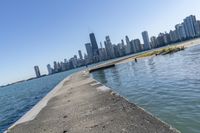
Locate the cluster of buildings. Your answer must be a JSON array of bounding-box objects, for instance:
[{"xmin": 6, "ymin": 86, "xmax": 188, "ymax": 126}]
[{"xmin": 34, "ymin": 15, "xmax": 200, "ymax": 78}]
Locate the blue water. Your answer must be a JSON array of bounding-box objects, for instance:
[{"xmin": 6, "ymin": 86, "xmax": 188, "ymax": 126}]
[
  {"xmin": 92, "ymin": 45, "xmax": 200, "ymax": 133},
  {"xmin": 0, "ymin": 68, "xmax": 83, "ymax": 133}
]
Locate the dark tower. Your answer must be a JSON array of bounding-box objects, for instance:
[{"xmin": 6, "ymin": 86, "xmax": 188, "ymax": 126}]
[{"xmin": 89, "ymin": 33, "xmax": 99, "ymax": 62}]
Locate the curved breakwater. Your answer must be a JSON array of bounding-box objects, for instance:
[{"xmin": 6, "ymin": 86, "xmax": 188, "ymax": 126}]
[{"xmin": 0, "ymin": 68, "xmax": 83, "ymax": 133}]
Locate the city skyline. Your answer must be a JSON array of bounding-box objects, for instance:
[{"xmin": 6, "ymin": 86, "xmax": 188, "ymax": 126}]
[
  {"xmin": 34, "ymin": 14, "xmax": 200, "ymax": 79},
  {"xmin": 1, "ymin": 0, "xmax": 200, "ymax": 85}
]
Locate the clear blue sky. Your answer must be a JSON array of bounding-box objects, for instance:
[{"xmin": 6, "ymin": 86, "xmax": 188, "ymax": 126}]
[{"xmin": 0, "ymin": 0, "xmax": 200, "ymax": 85}]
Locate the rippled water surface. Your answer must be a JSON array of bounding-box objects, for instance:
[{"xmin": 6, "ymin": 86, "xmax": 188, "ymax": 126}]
[
  {"xmin": 0, "ymin": 68, "xmax": 83, "ymax": 133},
  {"xmin": 92, "ymin": 45, "xmax": 200, "ymax": 133}
]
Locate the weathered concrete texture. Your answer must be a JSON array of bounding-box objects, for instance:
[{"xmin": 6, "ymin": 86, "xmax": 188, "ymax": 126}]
[{"xmin": 7, "ymin": 71, "xmax": 180, "ymax": 133}]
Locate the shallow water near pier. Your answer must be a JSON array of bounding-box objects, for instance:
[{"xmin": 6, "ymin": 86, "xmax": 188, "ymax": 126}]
[
  {"xmin": 92, "ymin": 44, "xmax": 200, "ymax": 133},
  {"xmin": 0, "ymin": 68, "xmax": 83, "ymax": 133}
]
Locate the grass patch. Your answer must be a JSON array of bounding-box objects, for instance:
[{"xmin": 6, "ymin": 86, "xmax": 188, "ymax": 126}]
[{"xmin": 136, "ymin": 46, "xmax": 185, "ymax": 58}]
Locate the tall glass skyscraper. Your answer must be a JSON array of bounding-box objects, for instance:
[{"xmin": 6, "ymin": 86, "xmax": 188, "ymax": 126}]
[
  {"xmin": 104, "ymin": 36, "xmax": 115, "ymax": 59},
  {"xmin": 85, "ymin": 43, "xmax": 93, "ymax": 62},
  {"xmin": 34, "ymin": 66, "xmax": 41, "ymax": 78},
  {"xmin": 142, "ymin": 31, "xmax": 151, "ymax": 50},
  {"xmin": 78, "ymin": 50, "xmax": 83, "ymax": 60},
  {"xmin": 89, "ymin": 33, "xmax": 99, "ymax": 57},
  {"xmin": 183, "ymin": 15, "xmax": 197, "ymax": 38}
]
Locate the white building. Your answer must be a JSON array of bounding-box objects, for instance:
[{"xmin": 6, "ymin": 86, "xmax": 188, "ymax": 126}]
[{"xmin": 142, "ymin": 31, "xmax": 151, "ymax": 50}]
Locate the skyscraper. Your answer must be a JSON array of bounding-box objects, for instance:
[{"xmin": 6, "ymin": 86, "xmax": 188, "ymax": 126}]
[
  {"xmin": 89, "ymin": 33, "xmax": 99, "ymax": 61},
  {"xmin": 169, "ymin": 30, "xmax": 179, "ymax": 43},
  {"xmin": 130, "ymin": 40, "xmax": 137, "ymax": 53},
  {"xmin": 99, "ymin": 42, "xmax": 108, "ymax": 61},
  {"xmin": 34, "ymin": 66, "xmax": 41, "ymax": 78},
  {"xmin": 142, "ymin": 31, "xmax": 151, "ymax": 50},
  {"xmin": 183, "ymin": 15, "xmax": 197, "ymax": 38},
  {"xmin": 133, "ymin": 39, "xmax": 142, "ymax": 52},
  {"xmin": 78, "ymin": 50, "xmax": 83, "ymax": 60},
  {"xmin": 195, "ymin": 20, "xmax": 200, "ymax": 36},
  {"xmin": 104, "ymin": 36, "xmax": 115, "ymax": 59},
  {"xmin": 47, "ymin": 64, "xmax": 53, "ymax": 75},
  {"xmin": 85, "ymin": 43, "xmax": 93, "ymax": 63},
  {"xmin": 113, "ymin": 44, "xmax": 120, "ymax": 57},
  {"xmin": 125, "ymin": 36, "xmax": 131, "ymax": 54},
  {"xmin": 175, "ymin": 24, "xmax": 187, "ymax": 41},
  {"xmin": 121, "ymin": 39, "xmax": 125, "ymax": 46},
  {"xmin": 150, "ymin": 36, "xmax": 157, "ymax": 48},
  {"xmin": 163, "ymin": 32, "xmax": 171, "ymax": 44},
  {"xmin": 120, "ymin": 39, "xmax": 126, "ymax": 56},
  {"xmin": 157, "ymin": 33, "xmax": 166, "ymax": 46},
  {"xmin": 53, "ymin": 61, "xmax": 58, "ymax": 72}
]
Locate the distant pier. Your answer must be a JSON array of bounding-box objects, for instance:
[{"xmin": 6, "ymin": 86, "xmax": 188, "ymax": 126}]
[{"xmin": 89, "ymin": 63, "xmax": 115, "ymax": 72}]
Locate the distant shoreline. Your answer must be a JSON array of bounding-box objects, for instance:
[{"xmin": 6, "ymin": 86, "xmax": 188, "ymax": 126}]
[
  {"xmin": 0, "ymin": 75, "xmax": 47, "ymax": 88},
  {"xmin": 117, "ymin": 38, "xmax": 200, "ymax": 65}
]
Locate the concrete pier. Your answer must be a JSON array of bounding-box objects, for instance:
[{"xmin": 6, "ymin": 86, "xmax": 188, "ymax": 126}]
[
  {"xmin": 89, "ymin": 63, "xmax": 115, "ymax": 72},
  {"xmin": 6, "ymin": 71, "xmax": 180, "ymax": 133}
]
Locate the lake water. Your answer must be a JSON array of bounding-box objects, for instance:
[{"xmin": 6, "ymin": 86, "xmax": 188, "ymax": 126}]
[
  {"xmin": 92, "ymin": 45, "xmax": 200, "ymax": 133},
  {"xmin": 0, "ymin": 68, "xmax": 83, "ymax": 133}
]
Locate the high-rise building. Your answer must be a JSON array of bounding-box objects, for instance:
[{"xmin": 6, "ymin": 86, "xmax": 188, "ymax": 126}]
[
  {"xmin": 78, "ymin": 50, "xmax": 83, "ymax": 60},
  {"xmin": 89, "ymin": 33, "xmax": 99, "ymax": 61},
  {"xmin": 53, "ymin": 61, "xmax": 58, "ymax": 72},
  {"xmin": 104, "ymin": 36, "xmax": 115, "ymax": 59},
  {"xmin": 117, "ymin": 41, "xmax": 126, "ymax": 56},
  {"xmin": 70, "ymin": 55, "xmax": 78, "ymax": 68},
  {"xmin": 130, "ymin": 40, "xmax": 137, "ymax": 53},
  {"xmin": 57, "ymin": 62, "xmax": 61, "ymax": 72},
  {"xmin": 183, "ymin": 15, "xmax": 197, "ymax": 38},
  {"xmin": 169, "ymin": 30, "xmax": 179, "ymax": 43},
  {"xmin": 195, "ymin": 20, "xmax": 200, "ymax": 36},
  {"xmin": 85, "ymin": 43, "xmax": 93, "ymax": 63},
  {"xmin": 113, "ymin": 44, "xmax": 120, "ymax": 57},
  {"xmin": 98, "ymin": 42, "xmax": 108, "ymax": 61},
  {"xmin": 150, "ymin": 36, "xmax": 157, "ymax": 48},
  {"xmin": 64, "ymin": 59, "xmax": 68, "ymax": 63},
  {"xmin": 133, "ymin": 39, "xmax": 142, "ymax": 52},
  {"xmin": 142, "ymin": 31, "xmax": 151, "ymax": 50},
  {"xmin": 121, "ymin": 39, "xmax": 125, "ymax": 47},
  {"xmin": 34, "ymin": 66, "xmax": 41, "ymax": 78},
  {"xmin": 175, "ymin": 24, "xmax": 187, "ymax": 40},
  {"xmin": 60, "ymin": 62, "xmax": 66, "ymax": 71},
  {"xmin": 47, "ymin": 64, "xmax": 53, "ymax": 75},
  {"xmin": 156, "ymin": 33, "xmax": 166, "ymax": 47},
  {"xmin": 84, "ymin": 54, "xmax": 90, "ymax": 64},
  {"xmin": 125, "ymin": 36, "xmax": 131, "ymax": 54},
  {"xmin": 163, "ymin": 32, "xmax": 171, "ymax": 44}
]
